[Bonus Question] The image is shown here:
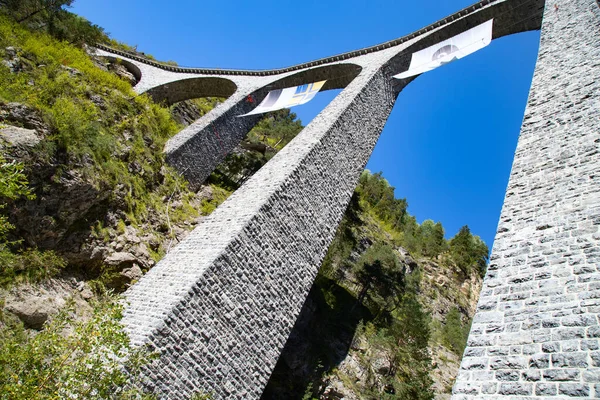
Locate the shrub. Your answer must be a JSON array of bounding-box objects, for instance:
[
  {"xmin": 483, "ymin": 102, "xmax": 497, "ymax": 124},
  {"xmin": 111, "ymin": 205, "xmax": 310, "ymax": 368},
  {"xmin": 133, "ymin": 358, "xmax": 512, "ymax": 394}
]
[
  {"xmin": 441, "ymin": 306, "xmax": 470, "ymax": 355},
  {"xmin": 0, "ymin": 295, "xmax": 155, "ymax": 399},
  {"xmin": 0, "ymin": 248, "xmax": 66, "ymax": 288}
]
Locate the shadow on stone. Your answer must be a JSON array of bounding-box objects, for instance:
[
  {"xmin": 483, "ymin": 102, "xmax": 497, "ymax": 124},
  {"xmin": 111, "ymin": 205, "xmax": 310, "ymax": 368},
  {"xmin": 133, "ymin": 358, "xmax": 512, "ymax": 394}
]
[{"xmin": 261, "ymin": 276, "xmax": 371, "ymax": 400}]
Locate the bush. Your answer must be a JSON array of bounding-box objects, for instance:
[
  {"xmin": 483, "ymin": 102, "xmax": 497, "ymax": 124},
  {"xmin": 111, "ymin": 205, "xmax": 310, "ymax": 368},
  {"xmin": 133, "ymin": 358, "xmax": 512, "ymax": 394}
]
[
  {"xmin": 0, "ymin": 295, "xmax": 155, "ymax": 399},
  {"xmin": 449, "ymin": 226, "xmax": 489, "ymax": 277},
  {"xmin": 441, "ymin": 307, "xmax": 470, "ymax": 355},
  {"xmin": 0, "ymin": 248, "xmax": 66, "ymax": 287},
  {"xmin": 0, "ymin": 0, "xmax": 109, "ymax": 47}
]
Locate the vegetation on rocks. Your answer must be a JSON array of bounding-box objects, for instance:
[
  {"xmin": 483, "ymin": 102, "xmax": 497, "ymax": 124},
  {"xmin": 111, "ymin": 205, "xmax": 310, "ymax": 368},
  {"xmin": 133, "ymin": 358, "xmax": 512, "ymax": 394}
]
[
  {"xmin": 0, "ymin": 294, "xmax": 154, "ymax": 399},
  {"xmin": 0, "ymin": 4, "xmax": 197, "ymax": 397},
  {"xmin": 265, "ymin": 171, "xmax": 485, "ymax": 399}
]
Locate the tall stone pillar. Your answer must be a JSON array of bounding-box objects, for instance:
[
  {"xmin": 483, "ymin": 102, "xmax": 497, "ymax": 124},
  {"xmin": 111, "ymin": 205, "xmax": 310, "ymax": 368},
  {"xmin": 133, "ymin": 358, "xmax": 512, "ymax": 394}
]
[
  {"xmin": 453, "ymin": 0, "xmax": 600, "ymax": 398},
  {"xmin": 121, "ymin": 55, "xmax": 399, "ymax": 398}
]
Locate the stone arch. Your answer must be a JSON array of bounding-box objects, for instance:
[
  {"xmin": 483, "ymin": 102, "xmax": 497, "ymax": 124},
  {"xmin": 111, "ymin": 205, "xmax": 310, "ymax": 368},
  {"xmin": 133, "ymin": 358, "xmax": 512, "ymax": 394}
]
[
  {"xmin": 164, "ymin": 63, "xmax": 363, "ymax": 185},
  {"xmin": 145, "ymin": 76, "xmax": 237, "ymax": 106},
  {"xmin": 385, "ymin": 0, "xmax": 545, "ymax": 81},
  {"xmin": 239, "ymin": 63, "xmax": 363, "ymax": 117},
  {"xmin": 98, "ymin": 55, "xmax": 142, "ymax": 84},
  {"xmin": 261, "ymin": 63, "xmax": 363, "ymax": 93}
]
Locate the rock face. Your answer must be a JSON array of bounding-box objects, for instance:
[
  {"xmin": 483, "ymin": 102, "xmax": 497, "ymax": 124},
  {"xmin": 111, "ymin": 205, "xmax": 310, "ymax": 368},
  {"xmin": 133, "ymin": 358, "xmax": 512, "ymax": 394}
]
[
  {"xmin": 1, "ymin": 46, "xmax": 31, "ymax": 74},
  {"xmin": 87, "ymin": 50, "xmax": 139, "ymax": 86},
  {"xmin": 3, "ymin": 279, "xmax": 92, "ymax": 330},
  {"xmin": 0, "ymin": 126, "xmax": 40, "ymax": 148},
  {"xmin": 171, "ymin": 100, "xmax": 204, "ymax": 126},
  {"xmin": 261, "ymin": 250, "xmax": 483, "ymax": 400},
  {"xmin": 420, "ymin": 258, "xmax": 482, "ymax": 399},
  {"xmin": 108, "ymin": 62, "xmax": 137, "ymax": 85},
  {"xmin": 0, "ymin": 102, "xmax": 49, "ymax": 137}
]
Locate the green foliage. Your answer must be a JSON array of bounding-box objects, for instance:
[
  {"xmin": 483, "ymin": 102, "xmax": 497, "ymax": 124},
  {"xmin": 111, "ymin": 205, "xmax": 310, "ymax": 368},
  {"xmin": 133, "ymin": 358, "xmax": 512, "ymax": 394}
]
[
  {"xmin": 301, "ymin": 382, "xmax": 317, "ymax": 400},
  {"xmin": 0, "ymin": 13, "xmax": 197, "ymax": 258},
  {"xmin": 354, "ymin": 243, "xmax": 403, "ymax": 315},
  {"xmin": 0, "ymin": 0, "xmax": 108, "ymax": 47},
  {"xmin": 357, "ymin": 275, "xmax": 434, "ymax": 400},
  {"xmin": 247, "ymin": 109, "xmax": 303, "ymax": 151},
  {"xmin": 420, "ymin": 219, "xmax": 446, "ymax": 258},
  {"xmin": 0, "ymin": 157, "xmax": 33, "ymax": 201},
  {"xmin": 387, "ymin": 290, "xmax": 434, "ymax": 400},
  {"xmin": 200, "ymin": 184, "xmax": 232, "ymax": 215},
  {"xmin": 355, "ymin": 171, "xmax": 489, "ymax": 277},
  {"xmin": 0, "ymin": 295, "xmax": 155, "ymax": 399},
  {"xmin": 307, "ymin": 170, "xmax": 490, "ymax": 398},
  {"xmin": 356, "ymin": 171, "xmax": 408, "ymax": 232},
  {"xmin": 449, "ymin": 225, "xmax": 489, "ymax": 277},
  {"xmin": 190, "ymin": 393, "xmax": 212, "ymax": 400},
  {"xmin": 320, "ymin": 193, "xmax": 361, "ymax": 281},
  {"xmin": 212, "ymin": 109, "xmax": 303, "ymax": 188},
  {"xmin": 189, "ymin": 97, "xmax": 223, "ymax": 116},
  {"xmin": 0, "ymin": 248, "xmax": 66, "ymax": 287},
  {"xmin": 0, "ymin": 155, "xmax": 34, "ymax": 241},
  {"xmin": 0, "ymin": 154, "xmax": 65, "ymax": 286},
  {"xmin": 441, "ymin": 307, "xmax": 471, "ymax": 356}
]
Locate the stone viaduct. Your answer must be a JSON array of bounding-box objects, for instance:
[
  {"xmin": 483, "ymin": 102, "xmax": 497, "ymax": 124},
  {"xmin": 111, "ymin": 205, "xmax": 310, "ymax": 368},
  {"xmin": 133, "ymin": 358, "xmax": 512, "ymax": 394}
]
[{"xmin": 96, "ymin": 0, "xmax": 600, "ymax": 398}]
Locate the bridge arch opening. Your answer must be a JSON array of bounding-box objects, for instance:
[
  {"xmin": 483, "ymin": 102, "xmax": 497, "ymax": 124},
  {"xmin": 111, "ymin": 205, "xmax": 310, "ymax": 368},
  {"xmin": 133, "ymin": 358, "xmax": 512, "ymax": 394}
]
[
  {"xmin": 98, "ymin": 55, "xmax": 143, "ymax": 84},
  {"xmin": 261, "ymin": 63, "xmax": 363, "ymax": 93},
  {"xmin": 368, "ymin": 28, "xmax": 541, "ymax": 250},
  {"xmin": 145, "ymin": 76, "xmax": 238, "ymax": 106},
  {"xmin": 200, "ymin": 63, "xmax": 361, "ymax": 188}
]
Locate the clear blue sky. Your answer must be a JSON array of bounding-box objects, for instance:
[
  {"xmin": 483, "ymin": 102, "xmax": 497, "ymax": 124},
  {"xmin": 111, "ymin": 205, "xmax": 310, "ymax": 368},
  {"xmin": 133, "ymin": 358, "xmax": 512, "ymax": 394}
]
[{"xmin": 71, "ymin": 0, "xmax": 541, "ymax": 250}]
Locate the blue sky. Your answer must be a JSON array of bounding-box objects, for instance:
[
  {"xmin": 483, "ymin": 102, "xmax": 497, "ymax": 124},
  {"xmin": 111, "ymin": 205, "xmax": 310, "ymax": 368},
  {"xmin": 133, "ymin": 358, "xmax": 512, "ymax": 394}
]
[{"xmin": 72, "ymin": 0, "xmax": 541, "ymax": 250}]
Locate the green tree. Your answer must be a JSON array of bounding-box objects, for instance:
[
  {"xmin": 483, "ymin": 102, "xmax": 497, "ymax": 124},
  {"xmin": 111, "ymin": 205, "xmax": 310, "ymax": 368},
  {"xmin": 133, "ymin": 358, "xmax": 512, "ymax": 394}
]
[
  {"xmin": 356, "ymin": 171, "xmax": 408, "ymax": 231},
  {"xmin": 389, "ymin": 290, "xmax": 434, "ymax": 400},
  {"xmin": 246, "ymin": 109, "xmax": 303, "ymax": 151},
  {"xmin": 353, "ymin": 243, "xmax": 404, "ymax": 314},
  {"xmin": 449, "ymin": 225, "xmax": 489, "ymax": 277},
  {"xmin": 214, "ymin": 109, "xmax": 303, "ymax": 187},
  {"xmin": 0, "ymin": 0, "xmax": 73, "ymax": 23},
  {"xmin": 0, "ymin": 156, "xmax": 34, "ymax": 241},
  {"xmin": 363, "ymin": 279, "xmax": 434, "ymax": 400},
  {"xmin": 401, "ymin": 215, "xmax": 422, "ymax": 255},
  {"xmin": 441, "ymin": 307, "xmax": 470, "ymax": 355},
  {"xmin": 0, "ymin": 0, "xmax": 107, "ymax": 47},
  {"xmin": 420, "ymin": 219, "xmax": 446, "ymax": 258},
  {"xmin": 0, "ymin": 295, "xmax": 154, "ymax": 399}
]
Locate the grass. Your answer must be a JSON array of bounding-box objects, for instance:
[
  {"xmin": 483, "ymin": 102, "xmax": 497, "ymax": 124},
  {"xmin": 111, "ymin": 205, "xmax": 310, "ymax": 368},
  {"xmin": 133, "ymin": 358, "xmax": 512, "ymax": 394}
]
[{"xmin": 0, "ymin": 14, "xmax": 218, "ymax": 287}]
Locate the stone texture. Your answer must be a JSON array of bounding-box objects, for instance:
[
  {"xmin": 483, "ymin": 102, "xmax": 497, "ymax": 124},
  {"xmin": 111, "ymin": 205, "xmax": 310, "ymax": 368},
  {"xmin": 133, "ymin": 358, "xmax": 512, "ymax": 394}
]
[
  {"xmin": 94, "ymin": 0, "xmax": 600, "ymax": 398},
  {"xmin": 122, "ymin": 58, "xmax": 402, "ymax": 398},
  {"xmin": 452, "ymin": 0, "xmax": 600, "ymax": 398}
]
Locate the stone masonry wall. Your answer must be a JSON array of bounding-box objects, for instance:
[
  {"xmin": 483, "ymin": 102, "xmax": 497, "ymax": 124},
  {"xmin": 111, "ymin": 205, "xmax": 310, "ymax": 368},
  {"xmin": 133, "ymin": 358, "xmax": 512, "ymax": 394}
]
[
  {"xmin": 452, "ymin": 0, "xmax": 600, "ymax": 398},
  {"xmin": 111, "ymin": 0, "xmax": 561, "ymax": 397},
  {"xmin": 121, "ymin": 52, "xmax": 401, "ymax": 398}
]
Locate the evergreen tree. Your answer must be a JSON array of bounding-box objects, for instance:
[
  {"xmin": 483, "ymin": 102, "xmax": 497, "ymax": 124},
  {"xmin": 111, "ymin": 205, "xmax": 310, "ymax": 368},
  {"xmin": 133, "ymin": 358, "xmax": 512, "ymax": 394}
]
[
  {"xmin": 353, "ymin": 243, "xmax": 404, "ymax": 314},
  {"xmin": 441, "ymin": 306, "xmax": 471, "ymax": 355},
  {"xmin": 420, "ymin": 220, "xmax": 446, "ymax": 258},
  {"xmin": 449, "ymin": 225, "xmax": 489, "ymax": 277}
]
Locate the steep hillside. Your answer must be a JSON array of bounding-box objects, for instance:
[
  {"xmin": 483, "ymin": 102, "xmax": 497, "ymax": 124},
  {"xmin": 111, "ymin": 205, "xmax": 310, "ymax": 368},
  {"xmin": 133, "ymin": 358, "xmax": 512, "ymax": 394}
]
[{"xmin": 262, "ymin": 172, "xmax": 484, "ymax": 400}]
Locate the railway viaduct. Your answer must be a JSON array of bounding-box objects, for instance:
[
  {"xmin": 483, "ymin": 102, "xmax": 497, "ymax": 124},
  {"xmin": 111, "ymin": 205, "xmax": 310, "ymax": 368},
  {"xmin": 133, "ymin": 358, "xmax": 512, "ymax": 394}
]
[{"xmin": 96, "ymin": 0, "xmax": 600, "ymax": 398}]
